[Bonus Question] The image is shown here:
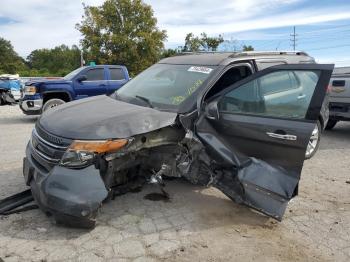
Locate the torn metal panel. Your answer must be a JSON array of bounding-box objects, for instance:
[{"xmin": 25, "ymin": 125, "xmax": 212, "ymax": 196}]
[{"xmin": 237, "ymin": 158, "xmax": 298, "ymax": 220}]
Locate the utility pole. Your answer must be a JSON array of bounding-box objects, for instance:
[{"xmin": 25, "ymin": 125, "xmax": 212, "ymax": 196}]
[
  {"xmin": 80, "ymin": 50, "xmax": 85, "ymax": 67},
  {"xmin": 290, "ymin": 26, "xmax": 298, "ymax": 51}
]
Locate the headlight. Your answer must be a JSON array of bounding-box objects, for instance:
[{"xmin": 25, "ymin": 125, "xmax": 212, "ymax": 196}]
[
  {"xmin": 60, "ymin": 139, "xmax": 128, "ymax": 168},
  {"xmin": 24, "ymin": 86, "xmax": 36, "ymax": 95}
]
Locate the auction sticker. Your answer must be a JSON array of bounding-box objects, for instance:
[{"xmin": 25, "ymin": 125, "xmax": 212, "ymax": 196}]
[{"xmin": 188, "ymin": 66, "xmax": 213, "ymax": 74}]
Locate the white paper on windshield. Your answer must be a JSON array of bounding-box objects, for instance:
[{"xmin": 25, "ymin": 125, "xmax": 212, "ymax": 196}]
[{"xmin": 188, "ymin": 66, "xmax": 213, "ymax": 74}]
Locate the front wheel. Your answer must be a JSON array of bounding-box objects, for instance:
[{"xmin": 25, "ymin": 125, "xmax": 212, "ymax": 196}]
[
  {"xmin": 305, "ymin": 121, "xmax": 321, "ymax": 160},
  {"xmin": 42, "ymin": 98, "xmax": 65, "ymax": 112}
]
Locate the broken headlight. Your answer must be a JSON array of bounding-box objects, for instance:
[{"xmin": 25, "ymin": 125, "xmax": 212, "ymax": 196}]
[
  {"xmin": 24, "ymin": 86, "xmax": 36, "ymax": 95},
  {"xmin": 60, "ymin": 139, "xmax": 128, "ymax": 169}
]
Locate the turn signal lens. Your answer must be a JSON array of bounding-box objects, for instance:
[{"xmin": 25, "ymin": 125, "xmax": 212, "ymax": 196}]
[{"xmin": 69, "ymin": 139, "xmax": 128, "ymax": 153}]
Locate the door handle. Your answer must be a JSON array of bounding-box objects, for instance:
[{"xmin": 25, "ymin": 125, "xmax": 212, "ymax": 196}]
[
  {"xmin": 297, "ymin": 94, "xmax": 306, "ymax": 100},
  {"xmin": 266, "ymin": 132, "xmax": 297, "ymax": 141}
]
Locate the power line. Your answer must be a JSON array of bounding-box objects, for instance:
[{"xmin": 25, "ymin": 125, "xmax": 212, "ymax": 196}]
[{"xmin": 308, "ymin": 44, "xmax": 350, "ymax": 51}]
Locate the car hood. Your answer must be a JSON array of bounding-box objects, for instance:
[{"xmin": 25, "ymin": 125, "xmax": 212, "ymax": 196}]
[
  {"xmin": 26, "ymin": 79, "xmax": 68, "ymax": 86},
  {"xmin": 39, "ymin": 95, "xmax": 178, "ymax": 140}
]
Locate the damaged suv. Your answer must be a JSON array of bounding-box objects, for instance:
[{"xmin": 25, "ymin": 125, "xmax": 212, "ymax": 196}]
[{"xmin": 23, "ymin": 52, "xmax": 333, "ymax": 228}]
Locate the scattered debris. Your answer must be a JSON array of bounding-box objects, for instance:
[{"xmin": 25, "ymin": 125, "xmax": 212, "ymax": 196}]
[{"xmin": 0, "ymin": 189, "xmax": 37, "ymax": 215}]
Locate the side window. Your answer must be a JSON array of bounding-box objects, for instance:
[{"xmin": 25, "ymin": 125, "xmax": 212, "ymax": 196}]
[
  {"xmin": 218, "ymin": 70, "xmax": 320, "ymax": 119},
  {"xmin": 85, "ymin": 68, "xmax": 105, "ymax": 81},
  {"xmin": 332, "ymin": 80, "xmax": 345, "ymax": 87},
  {"xmin": 260, "ymin": 71, "xmax": 299, "ymax": 94},
  {"xmin": 110, "ymin": 68, "xmax": 125, "ymax": 80},
  {"xmin": 206, "ymin": 65, "xmax": 253, "ymax": 99}
]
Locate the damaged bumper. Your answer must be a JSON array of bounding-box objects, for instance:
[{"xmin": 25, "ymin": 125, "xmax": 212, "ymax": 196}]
[{"xmin": 24, "ymin": 144, "xmax": 108, "ymax": 228}]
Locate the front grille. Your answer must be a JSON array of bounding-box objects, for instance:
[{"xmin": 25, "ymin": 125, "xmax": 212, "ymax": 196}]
[{"xmin": 30, "ymin": 127, "xmax": 70, "ymax": 167}]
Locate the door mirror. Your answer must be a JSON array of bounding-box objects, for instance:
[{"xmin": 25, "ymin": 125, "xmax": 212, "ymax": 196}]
[
  {"xmin": 77, "ymin": 75, "xmax": 87, "ymax": 82},
  {"xmin": 205, "ymin": 100, "xmax": 219, "ymax": 120}
]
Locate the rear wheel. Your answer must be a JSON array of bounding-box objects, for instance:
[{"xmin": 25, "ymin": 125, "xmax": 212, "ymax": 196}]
[
  {"xmin": 325, "ymin": 119, "xmax": 338, "ymax": 130},
  {"xmin": 42, "ymin": 98, "xmax": 65, "ymax": 112},
  {"xmin": 305, "ymin": 121, "xmax": 321, "ymax": 160}
]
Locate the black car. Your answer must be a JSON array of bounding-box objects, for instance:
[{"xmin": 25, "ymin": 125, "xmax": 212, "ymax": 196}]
[{"xmin": 23, "ymin": 52, "xmax": 333, "ymax": 228}]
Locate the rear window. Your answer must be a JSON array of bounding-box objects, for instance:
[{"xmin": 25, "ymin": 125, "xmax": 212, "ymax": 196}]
[
  {"xmin": 110, "ymin": 68, "xmax": 125, "ymax": 80},
  {"xmin": 86, "ymin": 68, "xmax": 105, "ymax": 81}
]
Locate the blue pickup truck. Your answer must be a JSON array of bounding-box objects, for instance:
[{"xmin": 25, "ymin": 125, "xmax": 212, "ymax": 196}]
[{"xmin": 20, "ymin": 65, "xmax": 130, "ymax": 115}]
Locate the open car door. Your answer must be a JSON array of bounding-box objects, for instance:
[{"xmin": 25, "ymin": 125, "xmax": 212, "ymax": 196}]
[{"xmin": 195, "ymin": 64, "xmax": 334, "ymax": 220}]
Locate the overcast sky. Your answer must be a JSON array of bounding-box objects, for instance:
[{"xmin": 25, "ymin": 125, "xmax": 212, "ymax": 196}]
[{"xmin": 1, "ymin": 0, "xmax": 350, "ymax": 65}]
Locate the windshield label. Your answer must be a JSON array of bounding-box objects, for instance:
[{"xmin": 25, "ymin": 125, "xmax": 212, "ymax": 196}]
[{"xmin": 188, "ymin": 66, "xmax": 213, "ymax": 74}]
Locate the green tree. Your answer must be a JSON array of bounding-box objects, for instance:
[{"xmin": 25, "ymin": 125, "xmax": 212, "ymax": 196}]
[
  {"xmin": 76, "ymin": 0, "xmax": 167, "ymax": 76},
  {"xmin": 183, "ymin": 33, "xmax": 203, "ymax": 52},
  {"xmin": 183, "ymin": 32, "xmax": 224, "ymax": 52},
  {"xmin": 160, "ymin": 48, "xmax": 178, "ymax": 59},
  {"xmin": 201, "ymin": 33, "xmax": 224, "ymax": 51},
  {"xmin": 27, "ymin": 45, "xmax": 81, "ymax": 76},
  {"xmin": 0, "ymin": 37, "xmax": 27, "ymax": 74},
  {"xmin": 242, "ymin": 45, "xmax": 254, "ymax": 51}
]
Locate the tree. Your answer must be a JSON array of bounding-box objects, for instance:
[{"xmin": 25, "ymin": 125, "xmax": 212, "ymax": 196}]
[
  {"xmin": 160, "ymin": 48, "xmax": 178, "ymax": 59},
  {"xmin": 201, "ymin": 33, "xmax": 224, "ymax": 51},
  {"xmin": 183, "ymin": 33, "xmax": 203, "ymax": 52},
  {"xmin": 0, "ymin": 37, "xmax": 27, "ymax": 74},
  {"xmin": 183, "ymin": 32, "xmax": 224, "ymax": 52},
  {"xmin": 242, "ymin": 45, "xmax": 254, "ymax": 51},
  {"xmin": 27, "ymin": 45, "xmax": 81, "ymax": 76},
  {"xmin": 76, "ymin": 0, "xmax": 167, "ymax": 76}
]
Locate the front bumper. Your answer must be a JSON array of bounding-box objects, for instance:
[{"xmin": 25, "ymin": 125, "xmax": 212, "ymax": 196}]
[
  {"xmin": 24, "ymin": 144, "xmax": 108, "ymax": 228},
  {"xmin": 329, "ymin": 102, "xmax": 350, "ymax": 121},
  {"xmin": 20, "ymin": 99, "xmax": 43, "ymax": 115}
]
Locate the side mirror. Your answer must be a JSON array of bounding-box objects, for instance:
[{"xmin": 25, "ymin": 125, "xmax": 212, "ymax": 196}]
[
  {"xmin": 77, "ymin": 75, "xmax": 87, "ymax": 82},
  {"xmin": 205, "ymin": 100, "xmax": 219, "ymax": 120}
]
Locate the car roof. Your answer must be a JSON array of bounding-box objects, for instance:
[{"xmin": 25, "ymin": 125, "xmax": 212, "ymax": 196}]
[{"xmin": 159, "ymin": 51, "xmax": 314, "ymax": 66}]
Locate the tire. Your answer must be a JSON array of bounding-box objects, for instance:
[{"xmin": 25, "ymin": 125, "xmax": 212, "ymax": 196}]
[
  {"xmin": 325, "ymin": 119, "xmax": 338, "ymax": 130},
  {"xmin": 305, "ymin": 120, "xmax": 321, "ymax": 160},
  {"xmin": 42, "ymin": 98, "xmax": 66, "ymax": 112}
]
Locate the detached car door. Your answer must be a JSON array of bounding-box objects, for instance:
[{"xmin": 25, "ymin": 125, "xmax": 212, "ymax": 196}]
[{"xmin": 196, "ymin": 64, "xmax": 334, "ymax": 220}]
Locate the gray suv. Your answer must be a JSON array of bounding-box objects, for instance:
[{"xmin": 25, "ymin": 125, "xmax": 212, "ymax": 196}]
[{"xmin": 22, "ymin": 51, "xmax": 333, "ymax": 227}]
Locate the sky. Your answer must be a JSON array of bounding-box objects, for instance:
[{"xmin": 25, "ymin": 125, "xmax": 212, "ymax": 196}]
[{"xmin": 1, "ymin": 0, "xmax": 350, "ymax": 66}]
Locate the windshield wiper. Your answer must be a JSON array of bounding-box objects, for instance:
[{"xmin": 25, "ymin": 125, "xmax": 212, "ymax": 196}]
[{"xmin": 135, "ymin": 95, "xmax": 154, "ymax": 108}]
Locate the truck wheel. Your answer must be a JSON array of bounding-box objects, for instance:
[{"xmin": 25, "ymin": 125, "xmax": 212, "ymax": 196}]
[
  {"xmin": 42, "ymin": 99, "xmax": 65, "ymax": 112},
  {"xmin": 305, "ymin": 120, "xmax": 321, "ymax": 160},
  {"xmin": 325, "ymin": 120, "xmax": 338, "ymax": 130}
]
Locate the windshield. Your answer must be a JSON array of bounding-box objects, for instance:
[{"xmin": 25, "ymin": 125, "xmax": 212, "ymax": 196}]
[
  {"xmin": 116, "ymin": 64, "xmax": 216, "ymax": 110},
  {"xmin": 63, "ymin": 67, "xmax": 86, "ymax": 80}
]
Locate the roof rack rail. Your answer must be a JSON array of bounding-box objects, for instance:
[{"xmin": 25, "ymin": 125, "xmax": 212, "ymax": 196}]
[
  {"xmin": 174, "ymin": 51, "xmax": 237, "ymax": 56},
  {"xmin": 229, "ymin": 51, "xmax": 309, "ymax": 57}
]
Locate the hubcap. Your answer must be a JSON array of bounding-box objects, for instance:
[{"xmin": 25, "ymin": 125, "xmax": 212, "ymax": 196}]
[{"xmin": 306, "ymin": 124, "xmax": 319, "ymax": 157}]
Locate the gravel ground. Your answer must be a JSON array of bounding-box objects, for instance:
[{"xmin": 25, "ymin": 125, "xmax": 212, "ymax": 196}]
[{"xmin": 0, "ymin": 105, "xmax": 349, "ymax": 262}]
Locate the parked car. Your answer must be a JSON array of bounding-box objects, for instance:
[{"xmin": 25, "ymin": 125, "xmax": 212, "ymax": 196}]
[
  {"xmin": 0, "ymin": 74, "xmax": 22, "ymax": 105},
  {"xmin": 19, "ymin": 65, "xmax": 130, "ymax": 115},
  {"xmin": 325, "ymin": 67, "xmax": 350, "ymax": 130},
  {"xmin": 23, "ymin": 52, "xmax": 333, "ymax": 228}
]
